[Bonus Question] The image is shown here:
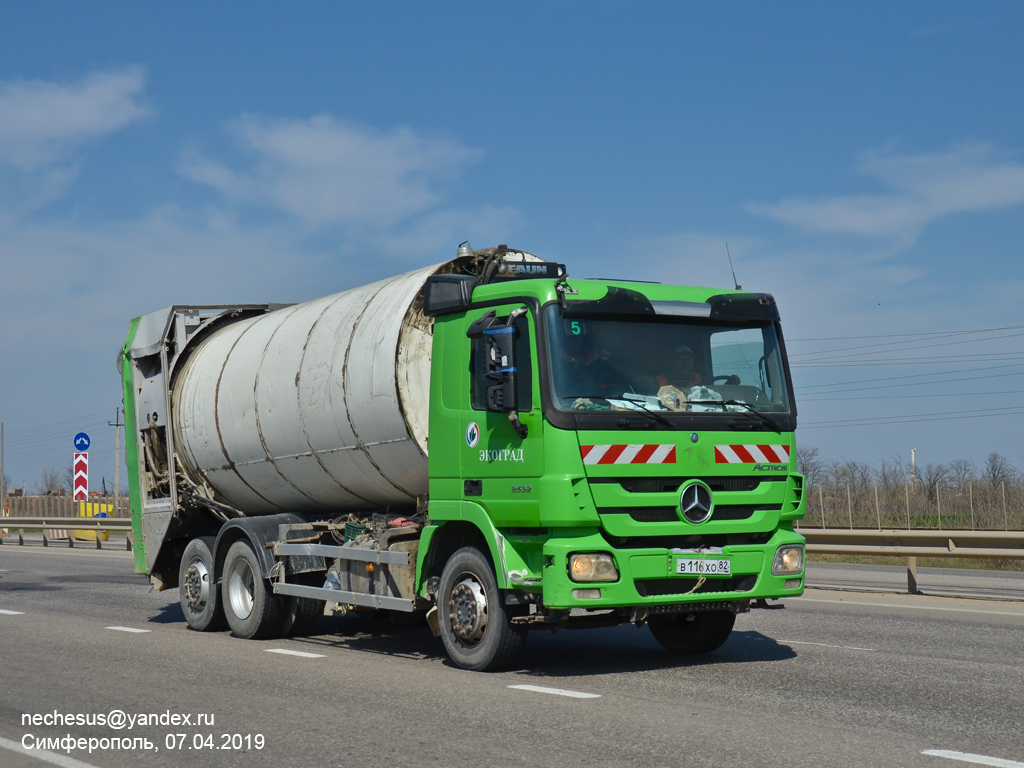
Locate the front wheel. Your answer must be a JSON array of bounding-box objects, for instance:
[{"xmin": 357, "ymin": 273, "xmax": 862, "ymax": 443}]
[
  {"xmin": 179, "ymin": 536, "xmax": 226, "ymax": 631},
  {"xmin": 222, "ymin": 539, "xmax": 286, "ymax": 639},
  {"xmin": 648, "ymin": 610, "xmax": 735, "ymax": 654},
  {"xmin": 438, "ymin": 546, "xmax": 527, "ymax": 671}
]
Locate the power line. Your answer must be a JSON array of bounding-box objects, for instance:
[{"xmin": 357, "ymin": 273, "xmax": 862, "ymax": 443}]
[
  {"xmin": 787, "ymin": 323, "xmax": 1024, "ymax": 343},
  {"xmin": 795, "ymin": 363, "xmax": 1024, "ymax": 393},
  {"xmin": 799, "ymin": 388, "xmax": 1024, "ymax": 402},
  {"xmin": 2, "ymin": 410, "xmax": 111, "ymax": 437},
  {"xmin": 800, "ymin": 405, "xmax": 1024, "ymax": 429}
]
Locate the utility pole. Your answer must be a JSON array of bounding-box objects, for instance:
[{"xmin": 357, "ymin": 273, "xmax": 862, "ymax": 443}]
[
  {"xmin": 911, "ymin": 448, "xmax": 917, "ymax": 490},
  {"xmin": 1, "ymin": 422, "xmax": 5, "ymax": 510},
  {"xmin": 109, "ymin": 409, "xmax": 123, "ymax": 516}
]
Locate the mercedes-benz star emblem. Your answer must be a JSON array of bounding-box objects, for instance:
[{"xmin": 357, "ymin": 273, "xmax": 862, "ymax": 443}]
[{"xmin": 679, "ymin": 480, "xmax": 714, "ymax": 524}]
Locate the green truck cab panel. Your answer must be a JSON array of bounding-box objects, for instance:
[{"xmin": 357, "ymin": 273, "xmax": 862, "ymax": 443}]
[
  {"xmin": 119, "ymin": 316, "xmax": 147, "ymax": 574},
  {"xmin": 415, "ymin": 499, "xmax": 544, "ymax": 593}
]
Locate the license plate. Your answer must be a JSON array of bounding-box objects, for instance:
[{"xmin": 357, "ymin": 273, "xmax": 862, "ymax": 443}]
[{"xmin": 675, "ymin": 557, "xmax": 731, "ymax": 576}]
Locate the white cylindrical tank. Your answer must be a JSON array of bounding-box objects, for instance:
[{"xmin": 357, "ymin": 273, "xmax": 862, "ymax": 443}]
[{"xmin": 171, "ymin": 264, "xmax": 441, "ymax": 515}]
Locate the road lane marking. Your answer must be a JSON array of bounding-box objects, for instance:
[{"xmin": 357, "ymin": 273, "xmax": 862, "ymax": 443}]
[
  {"xmin": 0, "ymin": 609, "xmax": 25, "ymax": 615},
  {"xmin": 782, "ymin": 640, "xmax": 877, "ymax": 651},
  {"xmin": 797, "ymin": 596, "xmax": 1024, "ymax": 618},
  {"xmin": 0, "ymin": 736, "xmax": 103, "ymax": 768},
  {"xmin": 508, "ymin": 684, "xmax": 601, "ymax": 699},
  {"xmin": 922, "ymin": 749, "xmax": 1024, "ymax": 767},
  {"xmin": 105, "ymin": 626, "xmax": 150, "ymax": 633},
  {"xmin": 750, "ymin": 636, "xmax": 876, "ymax": 651},
  {"xmin": 265, "ymin": 649, "xmax": 326, "ymax": 658}
]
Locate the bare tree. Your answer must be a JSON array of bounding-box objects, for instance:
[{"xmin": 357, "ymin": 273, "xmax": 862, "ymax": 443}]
[
  {"xmin": 983, "ymin": 453, "xmax": 1017, "ymax": 487},
  {"xmin": 825, "ymin": 458, "xmax": 873, "ymax": 491},
  {"xmin": 947, "ymin": 459, "xmax": 978, "ymax": 491},
  {"xmin": 796, "ymin": 446, "xmax": 823, "ymax": 488},
  {"xmin": 877, "ymin": 457, "xmax": 909, "ymax": 487},
  {"xmin": 919, "ymin": 463, "xmax": 949, "ymax": 501},
  {"xmin": 36, "ymin": 466, "xmax": 67, "ymax": 495}
]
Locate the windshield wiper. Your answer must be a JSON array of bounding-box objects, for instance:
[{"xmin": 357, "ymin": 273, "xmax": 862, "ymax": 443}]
[
  {"xmin": 688, "ymin": 399, "xmax": 778, "ymax": 431},
  {"xmin": 625, "ymin": 400, "xmax": 677, "ymax": 430}
]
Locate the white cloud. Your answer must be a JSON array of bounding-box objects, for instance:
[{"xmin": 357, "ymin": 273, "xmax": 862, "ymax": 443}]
[
  {"xmin": 0, "ymin": 67, "xmax": 151, "ymax": 170},
  {"xmin": 747, "ymin": 143, "xmax": 1024, "ymax": 246},
  {"xmin": 0, "ymin": 103, "xmax": 521, "ymax": 487},
  {"xmin": 369, "ymin": 204, "xmax": 524, "ymax": 259},
  {"xmin": 180, "ymin": 115, "xmax": 485, "ymax": 227}
]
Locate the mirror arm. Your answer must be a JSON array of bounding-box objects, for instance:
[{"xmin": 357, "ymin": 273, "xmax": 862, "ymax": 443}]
[{"xmin": 508, "ymin": 411, "xmax": 528, "ymax": 439}]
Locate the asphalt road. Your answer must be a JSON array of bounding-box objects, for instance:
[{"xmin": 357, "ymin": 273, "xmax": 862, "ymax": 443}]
[{"xmin": 1, "ymin": 544, "xmax": 1022, "ymax": 768}]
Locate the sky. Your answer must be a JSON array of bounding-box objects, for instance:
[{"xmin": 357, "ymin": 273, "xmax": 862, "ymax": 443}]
[{"xmin": 1, "ymin": 2, "xmax": 1024, "ymax": 492}]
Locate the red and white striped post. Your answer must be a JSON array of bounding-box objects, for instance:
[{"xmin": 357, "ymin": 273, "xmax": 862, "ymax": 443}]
[{"xmin": 73, "ymin": 452, "xmax": 89, "ymax": 501}]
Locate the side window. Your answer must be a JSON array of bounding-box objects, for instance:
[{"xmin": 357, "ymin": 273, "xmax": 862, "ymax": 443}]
[{"xmin": 470, "ymin": 314, "xmax": 533, "ymax": 411}]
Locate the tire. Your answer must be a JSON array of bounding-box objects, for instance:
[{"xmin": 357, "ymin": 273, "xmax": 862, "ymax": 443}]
[
  {"xmin": 281, "ymin": 597, "xmax": 323, "ymax": 637},
  {"xmin": 178, "ymin": 537, "xmax": 226, "ymax": 631},
  {"xmin": 437, "ymin": 546, "xmax": 527, "ymax": 671},
  {"xmin": 648, "ymin": 610, "xmax": 736, "ymax": 654},
  {"xmin": 222, "ymin": 539, "xmax": 287, "ymax": 639},
  {"xmin": 279, "ymin": 572, "xmax": 325, "ymax": 637}
]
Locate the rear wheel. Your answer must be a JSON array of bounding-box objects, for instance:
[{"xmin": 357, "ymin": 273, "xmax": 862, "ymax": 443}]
[
  {"xmin": 648, "ymin": 610, "xmax": 735, "ymax": 654},
  {"xmin": 179, "ymin": 536, "xmax": 226, "ymax": 631},
  {"xmin": 438, "ymin": 546, "xmax": 527, "ymax": 671},
  {"xmin": 222, "ymin": 539, "xmax": 286, "ymax": 639}
]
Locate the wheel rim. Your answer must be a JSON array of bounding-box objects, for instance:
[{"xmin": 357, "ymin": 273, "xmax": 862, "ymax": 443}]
[
  {"xmin": 227, "ymin": 556, "xmax": 255, "ymax": 620},
  {"xmin": 183, "ymin": 558, "xmax": 210, "ymax": 611},
  {"xmin": 448, "ymin": 574, "xmax": 488, "ymax": 644}
]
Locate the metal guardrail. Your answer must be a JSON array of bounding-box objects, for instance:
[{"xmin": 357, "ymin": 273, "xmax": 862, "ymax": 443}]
[
  {"xmin": 799, "ymin": 527, "xmax": 1024, "ymax": 593},
  {"xmin": 0, "ymin": 516, "xmax": 134, "ymax": 551},
  {"xmin": 800, "ymin": 528, "xmax": 1024, "ymax": 558},
  {"xmin": 5, "ymin": 515, "xmax": 1020, "ymax": 591}
]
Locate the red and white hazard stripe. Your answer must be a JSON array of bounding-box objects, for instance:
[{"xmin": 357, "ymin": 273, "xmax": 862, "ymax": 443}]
[
  {"xmin": 580, "ymin": 444, "xmax": 677, "ymax": 465},
  {"xmin": 715, "ymin": 444, "xmax": 790, "ymax": 464},
  {"xmin": 73, "ymin": 452, "xmax": 88, "ymax": 502}
]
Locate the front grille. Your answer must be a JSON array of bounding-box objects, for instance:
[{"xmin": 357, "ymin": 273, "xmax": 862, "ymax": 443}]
[
  {"xmin": 619, "ymin": 478, "xmax": 685, "ymax": 494},
  {"xmin": 636, "ymin": 575, "xmax": 757, "ymax": 597},
  {"xmin": 591, "ymin": 475, "xmax": 785, "ymax": 494},
  {"xmin": 618, "ymin": 507, "xmax": 678, "ymax": 522},
  {"xmin": 603, "ymin": 533, "xmax": 728, "ymax": 550},
  {"xmin": 598, "ymin": 505, "xmax": 779, "ymax": 523},
  {"xmin": 713, "ymin": 505, "xmax": 773, "ymax": 520}
]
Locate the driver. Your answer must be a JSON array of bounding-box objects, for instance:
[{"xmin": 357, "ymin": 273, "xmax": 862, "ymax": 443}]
[{"xmin": 656, "ymin": 345, "xmax": 702, "ymax": 389}]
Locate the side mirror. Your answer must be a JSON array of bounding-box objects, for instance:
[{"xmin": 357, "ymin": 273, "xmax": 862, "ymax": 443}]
[{"xmin": 423, "ymin": 274, "xmax": 479, "ymax": 316}]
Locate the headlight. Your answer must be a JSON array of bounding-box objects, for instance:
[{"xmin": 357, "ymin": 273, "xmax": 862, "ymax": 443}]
[
  {"xmin": 568, "ymin": 553, "xmax": 619, "ymax": 582},
  {"xmin": 772, "ymin": 545, "xmax": 804, "ymax": 575}
]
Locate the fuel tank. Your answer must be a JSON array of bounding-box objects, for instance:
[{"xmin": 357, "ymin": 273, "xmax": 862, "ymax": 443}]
[{"xmin": 170, "ymin": 264, "xmax": 438, "ymax": 514}]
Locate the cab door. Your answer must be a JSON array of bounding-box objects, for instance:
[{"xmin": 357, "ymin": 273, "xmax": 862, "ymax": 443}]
[{"xmin": 460, "ymin": 304, "xmax": 544, "ymax": 528}]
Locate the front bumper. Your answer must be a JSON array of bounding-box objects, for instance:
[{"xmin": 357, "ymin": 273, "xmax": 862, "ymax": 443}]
[{"xmin": 540, "ymin": 527, "xmax": 805, "ymax": 610}]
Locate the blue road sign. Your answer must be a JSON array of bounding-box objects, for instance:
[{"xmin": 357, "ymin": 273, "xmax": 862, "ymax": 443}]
[{"xmin": 74, "ymin": 432, "xmax": 91, "ymax": 451}]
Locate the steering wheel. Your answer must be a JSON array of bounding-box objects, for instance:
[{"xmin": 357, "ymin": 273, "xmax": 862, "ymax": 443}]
[{"xmin": 712, "ymin": 375, "xmax": 740, "ymax": 385}]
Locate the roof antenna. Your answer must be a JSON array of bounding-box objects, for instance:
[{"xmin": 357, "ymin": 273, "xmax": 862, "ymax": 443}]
[{"xmin": 726, "ymin": 242, "xmax": 742, "ymax": 290}]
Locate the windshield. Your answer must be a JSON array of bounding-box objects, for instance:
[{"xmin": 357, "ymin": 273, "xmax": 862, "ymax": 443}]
[{"xmin": 544, "ymin": 306, "xmax": 792, "ymax": 416}]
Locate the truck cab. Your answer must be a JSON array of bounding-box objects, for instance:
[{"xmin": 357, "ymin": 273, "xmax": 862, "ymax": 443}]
[{"xmin": 418, "ymin": 252, "xmax": 806, "ymax": 668}]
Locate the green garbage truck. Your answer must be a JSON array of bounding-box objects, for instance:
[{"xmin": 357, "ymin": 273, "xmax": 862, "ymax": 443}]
[{"xmin": 119, "ymin": 243, "xmax": 806, "ymax": 670}]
